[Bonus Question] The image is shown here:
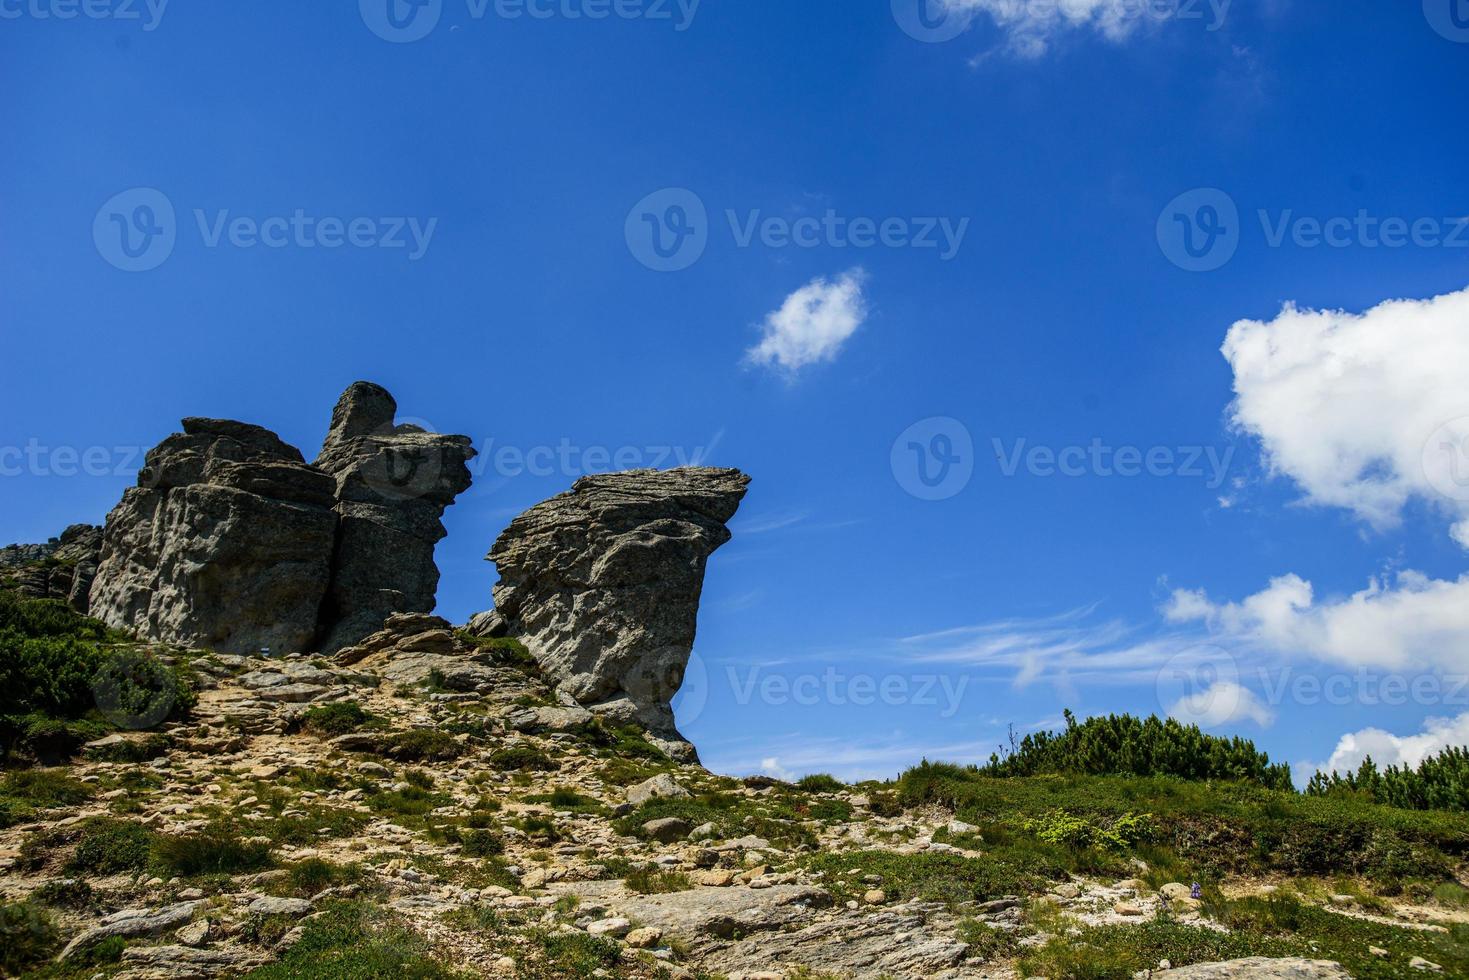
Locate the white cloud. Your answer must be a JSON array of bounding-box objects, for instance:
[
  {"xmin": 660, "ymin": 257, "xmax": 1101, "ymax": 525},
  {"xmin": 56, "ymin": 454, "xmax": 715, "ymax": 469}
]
[
  {"xmin": 946, "ymin": 0, "xmax": 1215, "ymax": 58},
  {"xmin": 1313, "ymin": 712, "xmax": 1469, "ymax": 777},
  {"xmin": 1165, "ymin": 571, "xmax": 1469, "ymax": 673},
  {"xmin": 745, "ymin": 269, "xmax": 867, "ymax": 376},
  {"xmin": 1166, "ymin": 679, "xmax": 1275, "ymax": 729},
  {"xmin": 1222, "ymin": 285, "xmax": 1469, "ymax": 545}
]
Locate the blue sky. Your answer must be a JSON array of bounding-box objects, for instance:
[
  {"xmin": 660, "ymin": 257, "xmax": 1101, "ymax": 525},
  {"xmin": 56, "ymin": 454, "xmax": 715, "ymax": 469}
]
[{"xmin": 4, "ymin": 1, "xmax": 1469, "ymax": 783}]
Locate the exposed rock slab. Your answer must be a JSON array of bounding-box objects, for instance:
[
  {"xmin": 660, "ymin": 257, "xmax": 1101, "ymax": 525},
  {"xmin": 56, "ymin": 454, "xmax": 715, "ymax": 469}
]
[
  {"xmin": 706, "ymin": 907, "xmax": 970, "ymax": 978},
  {"xmin": 1166, "ymin": 959, "xmax": 1351, "ymax": 979},
  {"xmin": 610, "ymin": 884, "xmax": 831, "ymax": 939},
  {"xmin": 483, "ymin": 467, "xmax": 749, "ymax": 759},
  {"xmin": 0, "ymin": 524, "xmax": 103, "ymax": 612}
]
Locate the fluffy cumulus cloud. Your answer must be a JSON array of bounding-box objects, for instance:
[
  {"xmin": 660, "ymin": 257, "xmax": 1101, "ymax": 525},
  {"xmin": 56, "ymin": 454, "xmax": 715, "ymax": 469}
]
[
  {"xmin": 1166, "ymin": 679, "xmax": 1276, "ymax": 729},
  {"xmin": 943, "ymin": 0, "xmax": 1207, "ymax": 57},
  {"xmin": 745, "ymin": 269, "xmax": 867, "ymax": 376},
  {"xmin": 1165, "ymin": 571, "xmax": 1469, "ymax": 673},
  {"xmin": 1315, "ymin": 713, "xmax": 1469, "ymax": 776},
  {"xmin": 1222, "ymin": 285, "xmax": 1469, "ymax": 547}
]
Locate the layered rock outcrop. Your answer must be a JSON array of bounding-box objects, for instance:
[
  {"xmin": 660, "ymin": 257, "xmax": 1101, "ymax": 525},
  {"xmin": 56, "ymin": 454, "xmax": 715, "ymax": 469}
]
[
  {"xmin": 479, "ymin": 467, "xmax": 749, "ymax": 760},
  {"xmin": 87, "ymin": 384, "xmax": 474, "ymax": 655},
  {"xmin": 0, "ymin": 523, "xmax": 103, "ymax": 612}
]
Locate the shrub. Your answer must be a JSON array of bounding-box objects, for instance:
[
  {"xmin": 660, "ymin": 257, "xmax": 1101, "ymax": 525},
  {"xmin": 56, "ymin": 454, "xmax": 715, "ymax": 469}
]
[
  {"xmin": 1, "ymin": 768, "xmax": 92, "ymax": 807},
  {"xmin": 461, "ymin": 829, "xmax": 504, "ymax": 857},
  {"xmin": 1308, "ymin": 747, "xmax": 1469, "ymax": 813},
  {"xmin": 300, "ymin": 701, "xmax": 373, "ymax": 737},
  {"xmin": 282, "ymin": 859, "xmax": 361, "ymax": 898},
  {"xmin": 0, "ymin": 902, "xmax": 59, "ymax": 975},
  {"xmin": 1023, "ymin": 810, "xmax": 1154, "ymax": 851},
  {"xmin": 241, "ymin": 900, "xmax": 460, "ymax": 979},
  {"xmin": 978, "ymin": 710, "xmax": 1293, "ymax": 789},
  {"xmin": 490, "ymin": 746, "xmax": 558, "ymax": 772},
  {"xmin": 33, "ymin": 877, "xmax": 93, "ymax": 909},
  {"xmin": 369, "ymin": 786, "xmax": 451, "ymax": 817},
  {"xmin": 383, "ymin": 730, "xmax": 462, "ymax": 762}
]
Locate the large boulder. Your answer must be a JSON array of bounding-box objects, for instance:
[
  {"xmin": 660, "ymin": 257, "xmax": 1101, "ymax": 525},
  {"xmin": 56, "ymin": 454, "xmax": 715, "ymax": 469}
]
[
  {"xmin": 484, "ymin": 467, "xmax": 749, "ymax": 760},
  {"xmin": 313, "ymin": 382, "xmax": 476, "ymax": 653},
  {"xmin": 88, "ymin": 419, "xmax": 340, "ymax": 655},
  {"xmin": 86, "ymin": 384, "xmax": 474, "ymax": 655}
]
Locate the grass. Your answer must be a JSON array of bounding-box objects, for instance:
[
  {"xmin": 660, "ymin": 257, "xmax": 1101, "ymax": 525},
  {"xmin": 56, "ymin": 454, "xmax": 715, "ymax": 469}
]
[
  {"xmin": 624, "ymin": 867, "xmax": 693, "ymax": 894},
  {"xmin": 369, "ymin": 785, "xmax": 453, "ymax": 818},
  {"xmin": 803, "ymin": 849, "xmax": 1040, "ymax": 909},
  {"xmin": 64, "ymin": 817, "xmax": 157, "ymax": 875},
  {"xmin": 460, "ymin": 828, "xmax": 504, "ymax": 857},
  {"xmin": 0, "ymin": 768, "xmax": 92, "ymax": 827},
  {"xmin": 614, "ymin": 790, "xmax": 818, "ymax": 850},
  {"xmin": 1017, "ymin": 915, "xmax": 1299, "ymax": 979},
  {"xmin": 490, "ymin": 745, "xmax": 558, "ymax": 772},
  {"xmin": 242, "ymin": 900, "xmax": 463, "ymax": 979},
  {"xmin": 522, "ymin": 787, "xmax": 607, "ymax": 815},
  {"xmin": 896, "ymin": 764, "xmax": 1469, "ymax": 886},
  {"xmin": 275, "ymin": 858, "xmax": 365, "ymax": 898},
  {"xmin": 153, "ymin": 826, "xmax": 273, "ymax": 877}
]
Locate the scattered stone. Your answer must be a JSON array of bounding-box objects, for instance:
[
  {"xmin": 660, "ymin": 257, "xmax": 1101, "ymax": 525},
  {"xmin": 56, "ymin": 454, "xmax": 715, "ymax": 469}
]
[
  {"xmin": 625, "ymin": 926, "xmax": 663, "ymax": 948},
  {"xmin": 626, "ymin": 773, "xmax": 690, "ymax": 806},
  {"xmin": 587, "ymin": 917, "xmax": 632, "ymax": 938},
  {"xmin": 643, "ymin": 817, "xmax": 692, "ymax": 843},
  {"xmin": 1166, "ymin": 959, "xmax": 1351, "ymax": 979},
  {"xmin": 60, "ymin": 901, "xmax": 203, "ymax": 960}
]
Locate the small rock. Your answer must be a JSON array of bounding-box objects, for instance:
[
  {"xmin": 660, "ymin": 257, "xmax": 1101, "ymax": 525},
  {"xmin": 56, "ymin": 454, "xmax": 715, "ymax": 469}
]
[
  {"xmin": 587, "ymin": 917, "xmax": 632, "ymax": 938},
  {"xmin": 1410, "ymin": 957, "xmax": 1443, "ymax": 972},
  {"xmin": 1114, "ymin": 901, "xmax": 1144, "ymax": 916},
  {"xmin": 643, "ymin": 817, "xmax": 692, "ymax": 843},
  {"xmin": 626, "ymin": 774, "xmax": 691, "ymax": 806},
  {"xmin": 863, "ymin": 889, "xmax": 887, "ymax": 905},
  {"xmin": 175, "ymin": 919, "xmax": 210, "ymax": 946},
  {"xmin": 625, "ymin": 926, "xmax": 663, "ymax": 948}
]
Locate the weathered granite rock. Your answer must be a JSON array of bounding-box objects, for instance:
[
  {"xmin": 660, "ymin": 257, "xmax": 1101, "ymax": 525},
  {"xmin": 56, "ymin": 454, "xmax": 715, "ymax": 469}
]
[
  {"xmin": 313, "ymin": 382, "xmax": 476, "ymax": 653},
  {"xmin": 86, "ymin": 384, "xmax": 474, "ymax": 655},
  {"xmin": 88, "ymin": 419, "xmax": 339, "ymax": 655},
  {"xmin": 484, "ymin": 467, "xmax": 749, "ymax": 760}
]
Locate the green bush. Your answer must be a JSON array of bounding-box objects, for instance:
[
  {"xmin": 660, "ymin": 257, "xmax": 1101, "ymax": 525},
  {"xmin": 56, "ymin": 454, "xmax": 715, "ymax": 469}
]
[
  {"xmin": 1023, "ymin": 810, "xmax": 1154, "ymax": 851},
  {"xmin": 383, "ymin": 730, "xmax": 462, "ymax": 762},
  {"xmin": 1308, "ymin": 747, "xmax": 1469, "ymax": 813},
  {"xmin": 978, "ymin": 711, "xmax": 1293, "ymax": 789},
  {"xmin": 624, "ymin": 867, "xmax": 692, "ymax": 894},
  {"xmin": 460, "ymin": 829, "xmax": 504, "ymax": 857},
  {"xmin": 797, "ymin": 773, "xmax": 845, "ymax": 793},
  {"xmin": 300, "ymin": 701, "xmax": 373, "ymax": 737},
  {"xmin": 490, "ymin": 746, "xmax": 558, "ymax": 772},
  {"xmin": 242, "ymin": 900, "xmax": 460, "ymax": 979}
]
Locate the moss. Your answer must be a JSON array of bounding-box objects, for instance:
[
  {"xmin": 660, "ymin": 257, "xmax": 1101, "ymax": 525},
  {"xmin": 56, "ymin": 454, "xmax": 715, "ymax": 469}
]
[
  {"xmin": 299, "ymin": 701, "xmax": 374, "ymax": 737},
  {"xmin": 490, "ymin": 746, "xmax": 558, "ymax": 772}
]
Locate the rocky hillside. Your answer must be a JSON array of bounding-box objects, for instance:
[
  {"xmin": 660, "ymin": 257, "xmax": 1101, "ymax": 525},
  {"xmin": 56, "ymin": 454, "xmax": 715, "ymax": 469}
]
[{"xmin": 1, "ymin": 387, "xmax": 1466, "ymax": 978}]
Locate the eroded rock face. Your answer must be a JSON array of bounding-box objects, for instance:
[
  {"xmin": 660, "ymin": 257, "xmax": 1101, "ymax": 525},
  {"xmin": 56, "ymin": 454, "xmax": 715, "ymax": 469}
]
[
  {"xmin": 88, "ymin": 419, "xmax": 340, "ymax": 655},
  {"xmin": 313, "ymin": 382, "xmax": 476, "ymax": 653},
  {"xmin": 87, "ymin": 384, "xmax": 474, "ymax": 655},
  {"xmin": 484, "ymin": 467, "xmax": 749, "ymax": 760}
]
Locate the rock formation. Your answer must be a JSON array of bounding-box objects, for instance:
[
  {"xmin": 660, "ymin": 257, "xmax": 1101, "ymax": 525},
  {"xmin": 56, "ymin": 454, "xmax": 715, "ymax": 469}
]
[
  {"xmin": 86, "ymin": 384, "xmax": 474, "ymax": 655},
  {"xmin": 312, "ymin": 382, "xmax": 475, "ymax": 653},
  {"xmin": 88, "ymin": 418, "xmax": 341, "ymax": 655},
  {"xmin": 0, "ymin": 523, "xmax": 103, "ymax": 613},
  {"xmin": 479, "ymin": 467, "xmax": 750, "ymax": 760}
]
